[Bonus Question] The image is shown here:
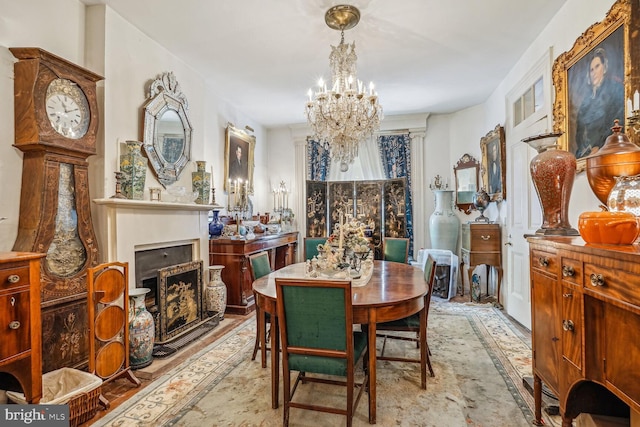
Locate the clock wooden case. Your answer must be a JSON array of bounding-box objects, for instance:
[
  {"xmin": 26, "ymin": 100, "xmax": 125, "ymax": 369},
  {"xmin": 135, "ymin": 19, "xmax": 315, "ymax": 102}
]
[{"xmin": 10, "ymin": 47, "xmax": 103, "ymax": 373}]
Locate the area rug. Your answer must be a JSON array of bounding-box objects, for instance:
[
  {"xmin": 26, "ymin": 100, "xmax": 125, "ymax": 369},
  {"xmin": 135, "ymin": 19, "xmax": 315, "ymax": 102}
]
[{"xmin": 91, "ymin": 300, "xmax": 553, "ymax": 427}]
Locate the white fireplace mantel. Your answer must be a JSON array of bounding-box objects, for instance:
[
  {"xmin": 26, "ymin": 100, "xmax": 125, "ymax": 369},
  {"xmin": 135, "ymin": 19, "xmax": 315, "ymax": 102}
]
[{"xmin": 93, "ymin": 198, "xmax": 220, "ymax": 289}]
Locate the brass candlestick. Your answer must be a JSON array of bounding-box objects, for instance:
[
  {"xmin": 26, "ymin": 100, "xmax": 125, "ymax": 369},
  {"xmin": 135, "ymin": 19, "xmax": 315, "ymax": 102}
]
[{"xmin": 111, "ymin": 171, "xmax": 128, "ymax": 199}]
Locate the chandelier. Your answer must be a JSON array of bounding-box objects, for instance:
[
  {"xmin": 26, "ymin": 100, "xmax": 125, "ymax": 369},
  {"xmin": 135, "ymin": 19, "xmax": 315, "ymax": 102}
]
[{"xmin": 305, "ymin": 4, "xmax": 383, "ymax": 172}]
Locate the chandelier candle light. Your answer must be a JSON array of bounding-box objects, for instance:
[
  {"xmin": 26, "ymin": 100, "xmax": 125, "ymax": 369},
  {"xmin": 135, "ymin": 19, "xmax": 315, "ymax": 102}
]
[{"xmin": 305, "ymin": 4, "xmax": 383, "ymax": 172}]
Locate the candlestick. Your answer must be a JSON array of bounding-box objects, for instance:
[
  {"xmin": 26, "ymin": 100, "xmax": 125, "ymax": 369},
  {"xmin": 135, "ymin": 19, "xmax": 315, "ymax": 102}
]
[
  {"xmin": 338, "ymin": 212, "xmax": 344, "ymax": 250},
  {"xmin": 634, "ymin": 90, "xmax": 639, "ymax": 111},
  {"xmin": 273, "ymin": 189, "xmax": 277, "ymax": 211},
  {"xmin": 116, "ymin": 140, "xmax": 121, "ymax": 172}
]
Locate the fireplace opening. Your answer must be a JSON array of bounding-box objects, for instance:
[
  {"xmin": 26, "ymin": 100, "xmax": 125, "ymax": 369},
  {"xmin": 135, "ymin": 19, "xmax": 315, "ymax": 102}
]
[{"xmin": 135, "ymin": 244, "xmax": 192, "ymax": 313}]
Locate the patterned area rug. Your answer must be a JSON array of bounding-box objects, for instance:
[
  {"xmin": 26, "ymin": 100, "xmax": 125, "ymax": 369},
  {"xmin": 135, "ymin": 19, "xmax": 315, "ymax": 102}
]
[{"xmin": 91, "ymin": 300, "xmax": 552, "ymax": 427}]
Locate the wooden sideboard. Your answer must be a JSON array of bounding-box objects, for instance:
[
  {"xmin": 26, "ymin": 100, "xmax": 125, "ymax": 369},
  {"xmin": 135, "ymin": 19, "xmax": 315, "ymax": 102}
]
[
  {"xmin": 0, "ymin": 252, "xmax": 44, "ymax": 403},
  {"xmin": 528, "ymin": 236, "xmax": 640, "ymax": 426},
  {"xmin": 209, "ymin": 232, "xmax": 298, "ymax": 315},
  {"xmin": 460, "ymin": 222, "xmax": 502, "ymax": 303}
]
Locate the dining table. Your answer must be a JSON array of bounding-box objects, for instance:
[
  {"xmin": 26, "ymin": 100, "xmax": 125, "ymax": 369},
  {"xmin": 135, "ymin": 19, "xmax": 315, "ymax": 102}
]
[{"xmin": 252, "ymin": 260, "xmax": 428, "ymax": 424}]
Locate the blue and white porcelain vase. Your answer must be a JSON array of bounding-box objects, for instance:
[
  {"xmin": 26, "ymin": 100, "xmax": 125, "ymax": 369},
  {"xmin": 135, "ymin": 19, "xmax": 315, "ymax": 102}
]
[
  {"xmin": 129, "ymin": 287, "xmax": 155, "ymax": 369},
  {"xmin": 429, "ymin": 190, "xmax": 460, "ymax": 253},
  {"xmin": 209, "ymin": 210, "xmax": 224, "ymax": 237}
]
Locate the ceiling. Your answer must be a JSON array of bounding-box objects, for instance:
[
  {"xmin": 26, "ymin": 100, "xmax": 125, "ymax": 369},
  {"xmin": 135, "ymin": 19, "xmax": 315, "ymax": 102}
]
[{"xmin": 82, "ymin": 0, "xmax": 567, "ymax": 128}]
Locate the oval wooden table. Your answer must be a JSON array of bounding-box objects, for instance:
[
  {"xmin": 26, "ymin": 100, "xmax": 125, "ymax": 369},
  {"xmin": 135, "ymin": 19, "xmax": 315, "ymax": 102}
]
[{"xmin": 252, "ymin": 260, "xmax": 427, "ymax": 424}]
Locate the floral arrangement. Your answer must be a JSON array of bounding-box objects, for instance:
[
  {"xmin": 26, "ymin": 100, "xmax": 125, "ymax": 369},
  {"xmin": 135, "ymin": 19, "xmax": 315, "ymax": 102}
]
[
  {"xmin": 320, "ymin": 216, "xmax": 371, "ymax": 254},
  {"xmin": 307, "ymin": 216, "xmax": 374, "ymax": 284}
]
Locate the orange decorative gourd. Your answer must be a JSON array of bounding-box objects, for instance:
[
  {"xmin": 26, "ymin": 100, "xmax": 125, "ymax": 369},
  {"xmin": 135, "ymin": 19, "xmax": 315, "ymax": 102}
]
[{"xmin": 578, "ymin": 211, "xmax": 640, "ymax": 245}]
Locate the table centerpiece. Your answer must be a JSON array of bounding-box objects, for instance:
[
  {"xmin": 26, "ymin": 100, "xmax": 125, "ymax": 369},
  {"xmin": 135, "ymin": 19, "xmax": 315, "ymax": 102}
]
[{"xmin": 306, "ymin": 215, "xmax": 373, "ymax": 286}]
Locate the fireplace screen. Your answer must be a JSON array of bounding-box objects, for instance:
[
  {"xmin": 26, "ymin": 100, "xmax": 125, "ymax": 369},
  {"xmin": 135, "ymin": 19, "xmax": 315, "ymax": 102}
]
[{"xmin": 157, "ymin": 260, "xmax": 203, "ymax": 343}]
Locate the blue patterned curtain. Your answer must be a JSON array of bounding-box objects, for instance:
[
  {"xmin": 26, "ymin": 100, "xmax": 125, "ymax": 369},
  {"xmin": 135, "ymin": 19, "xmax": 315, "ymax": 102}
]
[
  {"xmin": 306, "ymin": 138, "xmax": 331, "ymax": 181},
  {"xmin": 377, "ymin": 133, "xmax": 414, "ymax": 258}
]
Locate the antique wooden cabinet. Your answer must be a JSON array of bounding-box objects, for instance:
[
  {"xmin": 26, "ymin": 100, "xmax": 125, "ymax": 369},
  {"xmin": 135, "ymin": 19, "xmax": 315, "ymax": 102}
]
[
  {"xmin": 528, "ymin": 236, "xmax": 639, "ymax": 426},
  {"xmin": 209, "ymin": 232, "xmax": 298, "ymax": 315},
  {"xmin": 0, "ymin": 252, "xmax": 44, "ymax": 403},
  {"xmin": 460, "ymin": 222, "xmax": 502, "ymax": 303}
]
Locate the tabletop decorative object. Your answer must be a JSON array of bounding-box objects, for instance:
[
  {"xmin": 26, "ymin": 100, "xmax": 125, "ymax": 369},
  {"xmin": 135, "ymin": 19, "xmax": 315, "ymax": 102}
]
[{"xmin": 306, "ymin": 214, "xmax": 373, "ymax": 286}]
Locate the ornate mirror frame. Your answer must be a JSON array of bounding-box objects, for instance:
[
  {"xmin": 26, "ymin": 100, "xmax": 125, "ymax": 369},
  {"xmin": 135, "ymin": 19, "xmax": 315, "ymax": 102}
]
[
  {"xmin": 453, "ymin": 153, "xmax": 480, "ymax": 213},
  {"xmin": 142, "ymin": 72, "xmax": 193, "ymax": 188}
]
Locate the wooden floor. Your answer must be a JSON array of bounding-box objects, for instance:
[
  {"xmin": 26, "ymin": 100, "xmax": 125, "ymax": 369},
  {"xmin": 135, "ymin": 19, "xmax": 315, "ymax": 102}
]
[{"xmin": 84, "ymin": 313, "xmax": 248, "ymax": 426}]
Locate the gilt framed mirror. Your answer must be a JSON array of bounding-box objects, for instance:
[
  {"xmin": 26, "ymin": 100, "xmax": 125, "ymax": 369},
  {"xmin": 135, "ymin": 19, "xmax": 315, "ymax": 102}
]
[
  {"xmin": 453, "ymin": 153, "xmax": 479, "ymax": 213},
  {"xmin": 142, "ymin": 72, "xmax": 193, "ymax": 188}
]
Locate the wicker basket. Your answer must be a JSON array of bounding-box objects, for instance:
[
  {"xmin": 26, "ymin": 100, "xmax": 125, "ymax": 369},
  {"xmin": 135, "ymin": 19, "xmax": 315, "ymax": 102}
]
[
  {"xmin": 67, "ymin": 384, "xmax": 102, "ymax": 427},
  {"xmin": 7, "ymin": 367, "xmax": 102, "ymax": 427}
]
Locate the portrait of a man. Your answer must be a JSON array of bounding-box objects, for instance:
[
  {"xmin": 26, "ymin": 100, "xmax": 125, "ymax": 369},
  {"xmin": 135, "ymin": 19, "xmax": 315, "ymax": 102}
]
[
  {"xmin": 224, "ymin": 125, "xmax": 255, "ymax": 192},
  {"xmin": 567, "ymin": 25, "xmax": 625, "ymax": 159},
  {"xmin": 228, "ymin": 139, "xmax": 248, "ymax": 181},
  {"xmin": 480, "ymin": 124, "xmax": 505, "ymax": 202},
  {"xmin": 488, "ymin": 140, "xmax": 502, "ymax": 195}
]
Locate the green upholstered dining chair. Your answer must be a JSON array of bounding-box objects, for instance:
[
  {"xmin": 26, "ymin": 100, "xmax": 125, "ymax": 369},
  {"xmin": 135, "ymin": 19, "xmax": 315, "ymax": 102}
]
[
  {"xmin": 303, "ymin": 237, "xmax": 328, "ymax": 260},
  {"xmin": 375, "ymin": 254, "xmax": 438, "ymax": 387},
  {"xmin": 383, "ymin": 237, "xmax": 410, "ymax": 263},
  {"xmin": 275, "ymin": 277, "xmax": 370, "ymax": 427},
  {"xmin": 249, "ymin": 251, "xmax": 273, "ymax": 367}
]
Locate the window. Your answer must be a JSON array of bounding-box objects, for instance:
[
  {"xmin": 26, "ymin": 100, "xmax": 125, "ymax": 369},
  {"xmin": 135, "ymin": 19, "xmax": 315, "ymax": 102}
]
[{"xmin": 514, "ymin": 77, "xmax": 544, "ymax": 126}]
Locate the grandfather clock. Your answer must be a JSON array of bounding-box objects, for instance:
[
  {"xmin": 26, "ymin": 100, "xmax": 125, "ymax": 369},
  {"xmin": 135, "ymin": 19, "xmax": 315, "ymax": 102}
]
[{"xmin": 10, "ymin": 48, "xmax": 103, "ymax": 373}]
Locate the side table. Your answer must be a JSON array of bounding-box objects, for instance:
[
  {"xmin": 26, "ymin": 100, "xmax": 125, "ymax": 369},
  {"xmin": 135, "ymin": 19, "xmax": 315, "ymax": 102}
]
[{"xmin": 460, "ymin": 222, "xmax": 502, "ymax": 304}]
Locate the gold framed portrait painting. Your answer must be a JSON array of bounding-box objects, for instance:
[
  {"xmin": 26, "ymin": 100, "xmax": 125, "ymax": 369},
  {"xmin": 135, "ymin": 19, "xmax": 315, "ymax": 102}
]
[
  {"xmin": 480, "ymin": 124, "xmax": 506, "ymax": 202},
  {"xmin": 224, "ymin": 124, "xmax": 255, "ymax": 193},
  {"xmin": 552, "ymin": 0, "xmax": 634, "ymax": 171}
]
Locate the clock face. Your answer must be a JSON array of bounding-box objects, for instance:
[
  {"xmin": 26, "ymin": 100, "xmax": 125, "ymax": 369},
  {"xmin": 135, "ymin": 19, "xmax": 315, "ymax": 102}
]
[{"xmin": 45, "ymin": 78, "xmax": 90, "ymax": 139}]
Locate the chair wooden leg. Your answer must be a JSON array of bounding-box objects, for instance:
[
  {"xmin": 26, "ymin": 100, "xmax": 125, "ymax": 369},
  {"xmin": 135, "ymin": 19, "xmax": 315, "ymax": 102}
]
[
  {"xmin": 251, "ymin": 307, "xmax": 263, "ymax": 362},
  {"xmin": 420, "ymin": 306, "xmax": 428, "ymax": 389}
]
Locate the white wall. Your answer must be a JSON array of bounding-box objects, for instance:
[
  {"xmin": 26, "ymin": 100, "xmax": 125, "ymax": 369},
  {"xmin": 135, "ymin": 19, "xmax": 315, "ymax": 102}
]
[{"xmin": 0, "ymin": 0, "xmax": 87, "ymax": 250}]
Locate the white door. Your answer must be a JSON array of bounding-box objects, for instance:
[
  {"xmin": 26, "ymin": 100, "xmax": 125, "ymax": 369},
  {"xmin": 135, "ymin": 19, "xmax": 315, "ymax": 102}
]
[{"xmin": 504, "ymin": 50, "xmax": 554, "ymax": 329}]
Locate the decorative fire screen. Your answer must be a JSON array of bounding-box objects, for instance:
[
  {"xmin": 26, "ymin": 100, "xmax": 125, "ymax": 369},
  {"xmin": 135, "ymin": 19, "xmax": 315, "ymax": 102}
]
[{"xmin": 157, "ymin": 260, "xmax": 203, "ymax": 343}]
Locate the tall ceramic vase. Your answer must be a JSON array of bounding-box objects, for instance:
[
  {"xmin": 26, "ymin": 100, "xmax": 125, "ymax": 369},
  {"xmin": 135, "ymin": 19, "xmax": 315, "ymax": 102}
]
[
  {"xmin": 209, "ymin": 209, "xmax": 224, "ymax": 237},
  {"xmin": 120, "ymin": 141, "xmax": 146, "ymax": 200},
  {"xmin": 523, "ymin": 133, "xmax": 579, "ymax": 235},
  {"xmin": 429, "ymin": 190, "xmax": 461, "ymax": 253},
  {"xmin": 192, "ymin": 160, "xmax": 211, "ymax": 204},
  {"xmin": 129, "ymin": 287, "xmax": 155, "ymax": 369},
  {"xmin": 206, "ymin": 265, "xmax": 227, "ymax": 320}
]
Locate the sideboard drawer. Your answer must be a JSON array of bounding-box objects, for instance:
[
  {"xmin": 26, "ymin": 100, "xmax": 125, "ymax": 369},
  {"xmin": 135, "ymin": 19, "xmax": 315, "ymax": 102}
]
[
  {"xmin": 560, "ymin": 257, "xmax": 582, "ymax": 286},
  {"xmin": 531, "ymin": 249, "xmax": 558, "ymax": 277},
  {"xmin": 469, "ymin": 225, "xmax": 501, "ymax": 251},
  {"xmin": 584, "ymin": 262, "xmax": 640, "ymax": 307}
]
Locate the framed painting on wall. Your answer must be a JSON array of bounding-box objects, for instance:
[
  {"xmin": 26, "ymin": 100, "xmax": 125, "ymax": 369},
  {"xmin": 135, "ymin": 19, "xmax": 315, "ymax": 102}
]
[
  {"xmin": 224, "ymin": 124, "xmax": 255, "ymax": 192},
  {"xmin": 552, "ymin": 0, "xmax": 634, "ymax": 171},
  {"xmin": 480, "ymin": 125, "xmax": 506, "ymax": 202}
]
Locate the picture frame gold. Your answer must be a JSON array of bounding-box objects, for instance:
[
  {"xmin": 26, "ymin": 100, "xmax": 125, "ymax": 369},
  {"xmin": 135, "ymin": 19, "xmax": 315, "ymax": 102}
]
[
  {"xmin": 480, "ymin": 124, "xmax": 506, "ymax": 202},
  {"xmin": 551, "ymin": 0, "xmax": 633, "ymax": 172},
  {"xmin": 224, "ymin": 124, "xmax": 255, "ymax": 192}
]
